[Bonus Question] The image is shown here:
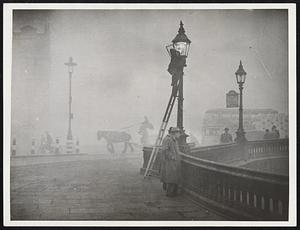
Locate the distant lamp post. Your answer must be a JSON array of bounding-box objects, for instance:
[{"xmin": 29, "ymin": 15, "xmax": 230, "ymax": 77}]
[
  {"xmin": 166, "ymin": 21, "xmax": 191, "ymax": 148},
  {"xmin": 64, "ymin": 57, "xmax": 77, "ymax": 153},
  {"xmin": 235, "ymin": 60, "xmax": 247, "ymax": 143}
]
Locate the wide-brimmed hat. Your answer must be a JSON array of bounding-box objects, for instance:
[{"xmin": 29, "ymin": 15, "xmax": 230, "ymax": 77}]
[
  {"xmin": 169, "ymin": 127, "xmax": 180, "ymax": 133},
  {"xmin": 224, "ymin": 127, "xmax": 229, "ymax": 131}
]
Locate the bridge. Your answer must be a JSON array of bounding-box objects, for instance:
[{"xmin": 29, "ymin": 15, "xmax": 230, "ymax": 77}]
[
  {"xmin": 10, "ymin": 139, "xmax": 288, "ymax": 221},
  {"xmin": 141, "ymin": 138, "xmax": 289, "ymax": 221},
  {"xmin": 10, "ymin": 151, "xmax": 226, "ymax": 221}
]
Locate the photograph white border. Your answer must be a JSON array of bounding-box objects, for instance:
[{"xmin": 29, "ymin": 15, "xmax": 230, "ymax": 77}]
[{"xmin": 3, "ymin": 3, "xmax": 297, "ymax": 227}]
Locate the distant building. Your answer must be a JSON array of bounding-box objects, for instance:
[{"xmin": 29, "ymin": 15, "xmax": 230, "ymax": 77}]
[
  {"xmin": 202, "ymin": 108, "xmax": 288, "ymax": 146},
  {"xmin": 11, "ymin": 17, "xmax": 51, "ymax": 153}
]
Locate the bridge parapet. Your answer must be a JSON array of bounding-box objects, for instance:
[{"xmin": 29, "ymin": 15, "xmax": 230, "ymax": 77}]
[
  {"xmin": 246, "ymin": 138, "xmax": 288, "ymax": 159},
  {"xmin": 181, "ymin": 153, "xmax": 288, "ymax": 220},
  {"xmin": 189, "ymin": 138, "xmax": 288, "ymax": 165},
  {"xmin": 140, "ymin": 139, "xmax": 289, "ymax": 220}
]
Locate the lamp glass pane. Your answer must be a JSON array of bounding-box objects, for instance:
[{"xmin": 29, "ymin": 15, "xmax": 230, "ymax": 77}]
[
  {"xmin": 174, "ymin": 42, "xmax": 187, "ymax": 56},
  {"xmin": 242, "ymin": 74, "xmax": 246, "ymax": 83},
  {"xmin": 236, "ymin": 73, "xmax": 246, "ymax": 84},
  {"xmin": 186, "ymin": 43, "xmax": 190, "ymax": 56}
]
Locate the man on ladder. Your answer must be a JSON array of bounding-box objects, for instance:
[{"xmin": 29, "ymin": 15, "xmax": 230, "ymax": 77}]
[
  {"xmin": 143, "ymin": 21, "xmax": 191, "ymax": 185},
  {"xmin": 160, "ymin": 127, "xmax": 183, "ymax": 197}
]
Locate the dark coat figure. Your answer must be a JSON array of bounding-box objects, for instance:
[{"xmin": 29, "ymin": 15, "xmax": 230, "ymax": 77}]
[
  {"xmin": 168, "ymin": 48, "xmax": 186, "ymax": 95},
  {"xmin": 168, "ymin": 48, "xmax": 181, "ymax": 78},
  {"xmin": 46, "ymin": 132, "xmax": 53, "ymax": 147},
  {"xmin": 264, "ymin": 129, "xmax": 272, "ymax": 140},
  {"xmin": 42, "ymin": 131, "xmax": 54, "ymax": 153},
  {"xmin": 271, "ymin": 125, "xmax": 280, "ymax": 139},
  {"xmin": 159, "ymin": 127, "xmax": 182, "ymax": 197},
  {"xmin": 220, "ymin": 128, "xmax": 233, "ymax": 144}
]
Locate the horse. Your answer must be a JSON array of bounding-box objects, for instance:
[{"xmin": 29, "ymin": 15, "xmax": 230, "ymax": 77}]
[{"xmin": 97, "ymin": 130, "xmax": 134, "ymax": 154}]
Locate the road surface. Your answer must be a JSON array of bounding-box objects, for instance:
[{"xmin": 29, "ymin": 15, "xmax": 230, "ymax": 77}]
[{"xmin": 10, "ymin": 151, "xmax": 226, "ymax": 221}]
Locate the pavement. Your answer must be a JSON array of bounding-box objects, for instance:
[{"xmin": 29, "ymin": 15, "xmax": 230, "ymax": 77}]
[{"xmin": 10, "ymin": 151, "xmax": 226, "ymax": 221}]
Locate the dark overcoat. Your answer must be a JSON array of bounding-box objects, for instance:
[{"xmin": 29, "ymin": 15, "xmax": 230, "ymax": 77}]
[{"xmin": 159, "ymin": 134, "xmax": 182, "ymax": 185}]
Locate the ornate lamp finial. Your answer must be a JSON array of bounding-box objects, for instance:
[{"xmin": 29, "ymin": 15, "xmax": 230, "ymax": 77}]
[
  {"xmin": 178, "ymin": 21, "xmax": 185, "ymax": 35},
  {"xmin": 172, "ymin": 20, "xmax": 191, "ymax": 44},
  {"xmin": 235, "ymin": 60, "xmax": 247, "ymax": 76}
]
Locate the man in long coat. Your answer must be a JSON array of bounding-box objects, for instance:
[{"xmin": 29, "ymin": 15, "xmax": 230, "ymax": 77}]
[{"xmin": 160, "ymin": 127, "xmax": 183, "ymax": 197}]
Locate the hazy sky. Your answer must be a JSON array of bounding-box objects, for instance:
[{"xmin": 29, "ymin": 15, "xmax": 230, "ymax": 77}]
[{"xmin": 12, "ymin": 9, "xmax": 288, "ymax": 144}]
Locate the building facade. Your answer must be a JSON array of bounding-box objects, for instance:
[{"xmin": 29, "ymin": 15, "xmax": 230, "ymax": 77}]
[
  {"xmin": 11, "ymin": 19, "xmax": 52, "ymax": 154},
  {"xmin": 202, "ymin": 108, "xmax": 288, "ymax": 146}
]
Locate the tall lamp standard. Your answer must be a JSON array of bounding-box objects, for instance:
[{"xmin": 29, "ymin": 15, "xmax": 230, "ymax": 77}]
[
  {"xmin": 64, "ymin": 57, "xmax": 77, "ymax": 153},
  {"xmin": 235, "ymin": 60, "xmax": 247, "ymax": 143},
  {"xmin": 166, "ymin": 21, "xmax": 191, "ymax": 149}
]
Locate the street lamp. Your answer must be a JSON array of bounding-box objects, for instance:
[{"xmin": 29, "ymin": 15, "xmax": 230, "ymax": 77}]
[
  {"xmin": 64, "ymin": 57, "xmax": 77, "ymax": 153},
  {"xmin": 166, "ymin": 21, "xmax": 191, "ymax": 58},
  {"xmin": 166, "ymin": 21, "xmax": 191, "ymax": 148},
  {"xmin": 235, "ymin": 60, "xmax": 247, "ymax": 143}
]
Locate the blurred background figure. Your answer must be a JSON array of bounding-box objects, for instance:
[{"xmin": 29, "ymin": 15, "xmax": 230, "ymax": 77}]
[
  {"xmin": 271, "ymin": 125, "xmax": 280, "ymax": 139},
  {"xmin": 263, "ymin": 129, "xmax": 271, "ymax": 140},
  {"xmin": 264, "ymin": 126, "xmax": 280, "ymax": 140},
  {"xmin": 39, "ymin": 133, "xmax": 46, "ymax": 154},
  {"xmin": 45, "ymin": 131, "xmax": 54, "ymax": 153},
  {"xmin": 38, "ymin": 131, "xmax": 54, "ymax": 154},
  {"xmin": 138, "ymin": 116, "xmax": 154, "ymax": 146},
  {"xmin": 220, "ymin": 128, "xmax": 233, "ymax": 144}
]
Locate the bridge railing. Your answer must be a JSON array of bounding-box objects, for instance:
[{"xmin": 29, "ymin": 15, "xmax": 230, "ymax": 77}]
[
  {"xmin": 246, "ymin": 138, "xmax": 289, "ymax": 159},
  {"xmin": 181, "ymin": 153, "xmax": 288, "ymax": 220},
  {"xmin": 189, "ymin": 143, "xmax": 243, "ymax": 163},
  {"xmin": 189, "ymin": 138, "xmax": 289, "ymax": 164},
  {"xmin": 140, "ymin": 138, "xmax": 289, "ymax": 220}
]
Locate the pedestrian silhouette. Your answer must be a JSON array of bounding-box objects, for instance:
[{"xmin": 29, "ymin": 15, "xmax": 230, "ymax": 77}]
[
  {"xmin": 271, "ymin": 125, "xmax": 280, "ymax": 139},
  {"xmin": 264, "ymin": 129, "xmax": 272, "ymax": 140},
  {"xmin": 220, "ymin": 128, "xmax": 233, "ymax": 144}
]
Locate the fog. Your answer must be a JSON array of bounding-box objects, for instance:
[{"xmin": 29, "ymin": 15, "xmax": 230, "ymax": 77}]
[{"xmin": 11, "ymin": 9, "xmax": 288, "ymax": 146}]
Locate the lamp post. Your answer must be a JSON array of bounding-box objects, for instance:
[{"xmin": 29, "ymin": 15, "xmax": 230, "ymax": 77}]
[
  {"xmin": 64, "ymin": 57, "xmax": 77, "ymax": 153},
  {"xmin": 235, "ymin": 60, "xmax": 247, "ymax": 143},
  {"xmin": 166, "ymin": 21, "xmax": 191, "ymax": 148}
]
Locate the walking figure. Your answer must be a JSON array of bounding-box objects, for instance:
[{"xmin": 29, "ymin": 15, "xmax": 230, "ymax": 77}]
[
  {"xmin": 39, "ymin": 134, "xmax": 46, "ymax": 154},
  {"xmin": 138, "ymin": 116, "xmax": 154, "ymax": 146},
  {"xmin": 45, "ymin": 131, "xmax": 54, "ymax": 153},
  {"xmin": 39, "ymin": 132, "xmax": 54, "ymax": 154}
]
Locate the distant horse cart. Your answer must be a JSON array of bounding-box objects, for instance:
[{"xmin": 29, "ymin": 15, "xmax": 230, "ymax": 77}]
[{"xmin": 97, "ymin": 131, "xmax": 134, "ymax": 154}]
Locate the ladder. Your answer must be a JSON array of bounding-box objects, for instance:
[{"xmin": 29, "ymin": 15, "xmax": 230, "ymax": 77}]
[{"xmin": 143, "ymin": 78, "xmax": 181, "ymax": 178}]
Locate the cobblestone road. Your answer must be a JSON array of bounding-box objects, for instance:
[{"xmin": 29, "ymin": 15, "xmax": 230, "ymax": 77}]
[{"xmin": 10, "ymin": 152, "xmax": 226, "ymax": 221}]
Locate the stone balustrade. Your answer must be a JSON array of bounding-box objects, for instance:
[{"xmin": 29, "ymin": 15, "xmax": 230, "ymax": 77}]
[
  {"xmin": 189, "ymin": 138, "xmax": 288, "ymax": 164},
  {"xmin": 140, "ymin": 138, "xmax": 289, "ymax": 220},
  {"xmin": 181, "ymin": 153, "xmax": 288, "ymax": 220}
]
